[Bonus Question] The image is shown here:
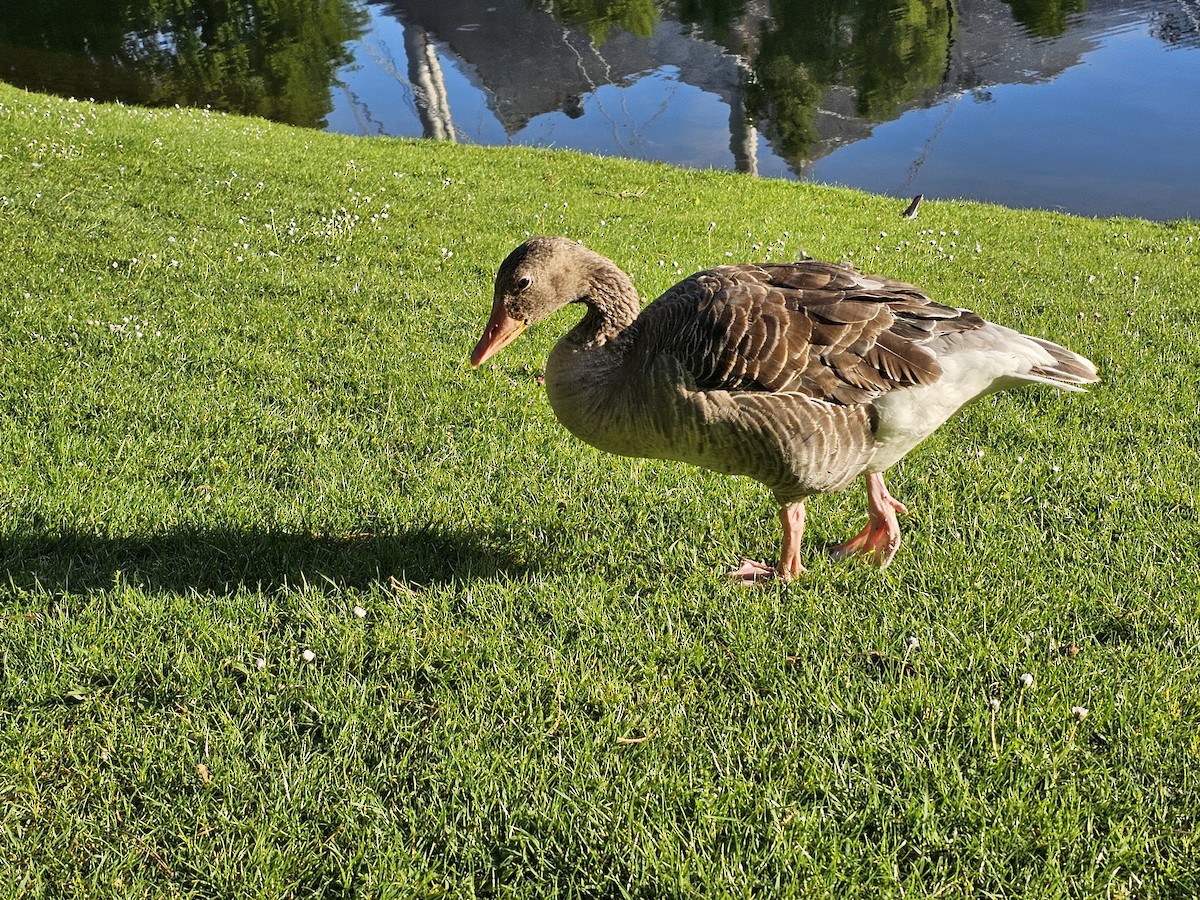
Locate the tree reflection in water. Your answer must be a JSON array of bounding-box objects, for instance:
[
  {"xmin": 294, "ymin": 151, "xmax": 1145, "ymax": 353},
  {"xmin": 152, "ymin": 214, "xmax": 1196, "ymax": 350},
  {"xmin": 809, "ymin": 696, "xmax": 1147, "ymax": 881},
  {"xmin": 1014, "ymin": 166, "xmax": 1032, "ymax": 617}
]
[
  {"xmin": 1004, "ymin": 0, "xmax": 1087, "ymax": 37},
  {"xmin": 2, "ymin": 0, "xmax": 1182, "ymax": 194},
  {"xmin": 551, "ymin": 0, "xmax": 662, "ymax": 43},
  {"xmin": 0, "ymin": 0, "xmax": 959, "ymax": 155},
  {"xmin": 675, "ymin": 0, "xmax": 954, "ymax": 161},
  {"xmin": 0, "ymin": 0, "xmax": 366, "ymax": 127},
  {"xmin": 530, "ymin": 0, "xmax": 959, "ymax": 163},
  {"xmin": 0, "ymin": 0, "xmax": 1096, "ymax": 152}
]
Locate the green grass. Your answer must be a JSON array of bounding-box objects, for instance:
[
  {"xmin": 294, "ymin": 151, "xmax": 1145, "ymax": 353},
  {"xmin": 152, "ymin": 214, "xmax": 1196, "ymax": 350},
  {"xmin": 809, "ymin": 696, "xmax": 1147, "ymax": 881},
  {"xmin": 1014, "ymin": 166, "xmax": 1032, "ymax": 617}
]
[{"xmin": 1, "ymin": 81, "xmax": 1198, "ymax": 898}]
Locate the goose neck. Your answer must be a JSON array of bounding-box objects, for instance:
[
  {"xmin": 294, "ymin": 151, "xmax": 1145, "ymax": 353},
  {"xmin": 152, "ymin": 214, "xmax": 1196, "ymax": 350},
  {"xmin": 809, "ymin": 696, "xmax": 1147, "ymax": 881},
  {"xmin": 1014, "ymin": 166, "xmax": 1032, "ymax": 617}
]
[{"xmin": 576, "ymin": 266, "xmax": 640, "ymax": 345}]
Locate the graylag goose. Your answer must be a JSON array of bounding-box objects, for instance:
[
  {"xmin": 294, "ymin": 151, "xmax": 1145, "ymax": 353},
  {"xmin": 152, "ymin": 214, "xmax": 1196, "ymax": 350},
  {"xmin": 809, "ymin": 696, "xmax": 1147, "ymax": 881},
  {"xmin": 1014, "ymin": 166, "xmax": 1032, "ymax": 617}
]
[{"xmin": 470, "ymin": 237, "xmax": 1098, "ymax": 582}]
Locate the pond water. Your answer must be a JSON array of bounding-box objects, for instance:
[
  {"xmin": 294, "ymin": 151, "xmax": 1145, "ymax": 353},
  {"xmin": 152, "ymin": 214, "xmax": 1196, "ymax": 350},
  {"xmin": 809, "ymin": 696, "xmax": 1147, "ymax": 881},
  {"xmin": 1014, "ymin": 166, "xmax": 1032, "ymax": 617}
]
[{"xmin": 3, "ymin": 0, "xmax": 1198, "ymax": 221}]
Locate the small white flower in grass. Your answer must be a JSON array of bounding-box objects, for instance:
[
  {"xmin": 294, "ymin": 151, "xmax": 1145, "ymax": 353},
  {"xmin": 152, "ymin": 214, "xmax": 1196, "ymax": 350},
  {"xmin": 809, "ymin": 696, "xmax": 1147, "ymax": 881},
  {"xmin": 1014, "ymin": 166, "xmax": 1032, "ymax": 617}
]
[
  {"xmin": 987, "ymin": 696, "xmax": 1002, "ymax": 754},
  {"xmin": 1020, "ymin": 673, "xmax": 1034, "ymax": 689},
  {"xmin": 905, "ymin": 636, "xmax": 919, "ymax": 652},
  {"xmin": 353, "ymin": 605, "xmax": 367, "ymax": 619},
  {"xmin": 301, "ymin": 649, "xmax": 316, "ymax": 663},
  {"xmin": 1071, "ymin": 706, "xmax": 1089, "ymax": 721}
]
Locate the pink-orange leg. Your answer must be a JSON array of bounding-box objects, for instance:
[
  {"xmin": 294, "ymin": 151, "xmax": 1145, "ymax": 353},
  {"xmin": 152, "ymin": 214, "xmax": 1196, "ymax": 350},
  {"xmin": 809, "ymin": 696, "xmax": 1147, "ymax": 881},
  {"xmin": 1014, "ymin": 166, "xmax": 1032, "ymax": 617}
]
[
  {"xmin": 829, "ymin": 472, "xmax": 908, "ymax": 567},
  {"xmin": 728, "ymin": 502, "xmax": 807, "ymax": 585}
]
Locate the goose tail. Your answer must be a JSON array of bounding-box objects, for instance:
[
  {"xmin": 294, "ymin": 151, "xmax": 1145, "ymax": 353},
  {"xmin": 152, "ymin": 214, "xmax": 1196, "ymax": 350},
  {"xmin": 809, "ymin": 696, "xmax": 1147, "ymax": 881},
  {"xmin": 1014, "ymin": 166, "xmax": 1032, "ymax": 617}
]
[{"xmin": 1026, "ymin": 337, "xmax": 1100, "ymax": 392}]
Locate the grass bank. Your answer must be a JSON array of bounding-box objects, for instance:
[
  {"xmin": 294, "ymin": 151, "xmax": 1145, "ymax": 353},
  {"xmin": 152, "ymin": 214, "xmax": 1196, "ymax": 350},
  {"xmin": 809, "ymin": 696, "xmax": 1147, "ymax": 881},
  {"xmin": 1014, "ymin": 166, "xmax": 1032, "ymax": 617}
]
[{"xmin": 1, "ymin": 82, "xmax": 1198, "ymax": 897}]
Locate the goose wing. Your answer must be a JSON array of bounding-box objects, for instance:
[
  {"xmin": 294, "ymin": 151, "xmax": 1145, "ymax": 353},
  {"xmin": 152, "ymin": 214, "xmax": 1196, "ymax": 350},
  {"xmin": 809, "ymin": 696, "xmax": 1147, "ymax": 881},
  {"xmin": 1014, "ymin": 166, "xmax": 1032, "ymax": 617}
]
[{"xmin": 634, "ymin": 261, "xmax": 984, "ymax": 405}]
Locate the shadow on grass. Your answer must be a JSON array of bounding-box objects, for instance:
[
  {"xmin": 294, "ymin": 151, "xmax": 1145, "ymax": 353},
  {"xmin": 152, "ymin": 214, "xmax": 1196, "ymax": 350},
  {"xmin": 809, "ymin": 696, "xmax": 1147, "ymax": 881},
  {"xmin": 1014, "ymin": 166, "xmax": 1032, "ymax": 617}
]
[{"xmin": 2, "ymin": 523, "xmax": 536, "ymax": 596}]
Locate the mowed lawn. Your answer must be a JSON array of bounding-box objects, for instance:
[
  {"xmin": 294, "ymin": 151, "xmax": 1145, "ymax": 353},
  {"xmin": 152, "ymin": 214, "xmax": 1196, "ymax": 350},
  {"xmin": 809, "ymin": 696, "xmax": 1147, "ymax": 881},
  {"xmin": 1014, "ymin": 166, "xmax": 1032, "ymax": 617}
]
[{"xmin": 1, "ymin": 82, "xmax": 1198, "ymax": 897}]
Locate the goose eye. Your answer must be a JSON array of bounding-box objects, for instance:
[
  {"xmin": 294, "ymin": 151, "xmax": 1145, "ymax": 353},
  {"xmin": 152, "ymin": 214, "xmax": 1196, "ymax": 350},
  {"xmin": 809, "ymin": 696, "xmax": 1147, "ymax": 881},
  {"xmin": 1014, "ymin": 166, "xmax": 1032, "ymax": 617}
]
[{"xmin": 516, "ymin": 275, "xmax": 533, "ymax": 293}]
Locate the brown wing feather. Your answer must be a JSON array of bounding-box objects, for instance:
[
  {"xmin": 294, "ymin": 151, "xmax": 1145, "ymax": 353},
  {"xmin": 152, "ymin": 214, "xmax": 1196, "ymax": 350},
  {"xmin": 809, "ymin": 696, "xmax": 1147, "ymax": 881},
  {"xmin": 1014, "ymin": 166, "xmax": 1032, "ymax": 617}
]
[{"xmin": 632, "ymin": 261, "xmax": 984, "ymax": 405}]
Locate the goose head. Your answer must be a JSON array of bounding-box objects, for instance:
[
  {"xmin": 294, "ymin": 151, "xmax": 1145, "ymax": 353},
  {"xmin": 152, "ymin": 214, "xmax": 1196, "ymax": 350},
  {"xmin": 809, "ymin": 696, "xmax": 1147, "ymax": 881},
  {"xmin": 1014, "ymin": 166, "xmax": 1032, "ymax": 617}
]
[
  {"xmin": 471, "ymin": 237, "xmax": 644, "ymax": 367},
  {"xmin": 470, "ymin": 237, "xmax": 589, "ymax": 367}
]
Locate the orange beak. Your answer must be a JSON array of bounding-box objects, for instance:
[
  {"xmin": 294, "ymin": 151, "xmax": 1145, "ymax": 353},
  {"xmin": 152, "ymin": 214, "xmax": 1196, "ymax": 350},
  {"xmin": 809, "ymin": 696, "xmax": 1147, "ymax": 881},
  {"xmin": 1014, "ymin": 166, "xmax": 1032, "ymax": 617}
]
[{"xmin": 470, "ymin": 297, "xmax": 527, "ymax": 368}]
